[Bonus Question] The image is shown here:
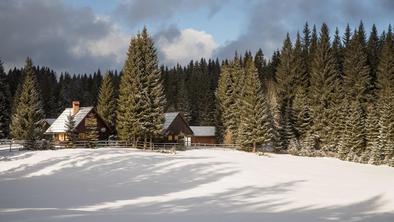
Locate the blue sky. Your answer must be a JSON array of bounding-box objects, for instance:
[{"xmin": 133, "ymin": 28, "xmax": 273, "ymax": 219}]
[{"xmin": 0, "ymin": 0, "xmax": 393, "ymax": 73}]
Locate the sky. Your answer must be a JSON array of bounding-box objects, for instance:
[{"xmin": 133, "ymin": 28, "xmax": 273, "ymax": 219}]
[{"xmin": 0, "ymin": 0, "xmax": 393, "ymax": 73}]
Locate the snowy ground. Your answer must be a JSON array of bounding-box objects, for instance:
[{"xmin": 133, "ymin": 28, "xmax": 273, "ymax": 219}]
[{"xmin": 0, "ymin": 148, "xmax": 394, "ymax": 222}]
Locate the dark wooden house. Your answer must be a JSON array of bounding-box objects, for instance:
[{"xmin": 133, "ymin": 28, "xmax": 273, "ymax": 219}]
[
  {"xmin": 45, "ymin": 101, "xmax": 111, "ymax": 141},
  {"xmin": 162, "ymin": 112, "xmax": 194, "ymax": 144}
]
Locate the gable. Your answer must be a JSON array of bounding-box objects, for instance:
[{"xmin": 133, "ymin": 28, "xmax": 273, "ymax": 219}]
[
  {"xmin": 163, "ymin": 113, "xmax": 193, "ymax": 136},
  {"xmin": 75, "ymin": 109, "xmax": 111, "ymax": 133}
]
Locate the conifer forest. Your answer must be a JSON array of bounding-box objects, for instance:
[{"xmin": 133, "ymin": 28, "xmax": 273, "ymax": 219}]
[{"xmin": 0, "ymin": 22, "xmax": 394, "ymax": 166}]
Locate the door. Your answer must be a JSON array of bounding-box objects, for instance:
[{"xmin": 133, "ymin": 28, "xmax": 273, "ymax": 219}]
[{"xmin": 184, "ymin": 136, "xmax": 191, "ymax": 146}]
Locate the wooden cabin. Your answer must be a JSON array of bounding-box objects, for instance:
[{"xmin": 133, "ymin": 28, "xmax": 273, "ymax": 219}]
[
  {"xmin": 45, "ymin": 101, "xmax": 111, "ymax": 141},
  {"xmin": 190, "ymin": 126, "xmax": 217, "ymax": 144},
  {"xmin": 162, "ymin": 112, "xmax": 217, "ymax": 145},
  {"xmin": 162, "ymin": 112, "xmax": 194, "ymax": 145}
]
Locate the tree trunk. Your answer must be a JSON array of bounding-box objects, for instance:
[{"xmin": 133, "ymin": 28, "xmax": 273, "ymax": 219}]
[
  {"xmin": 253, "ymin": 142, "xmax": 256, "ymax": 153},
  {"xmin": 149, "ymin": 135, "xmax": 152, "ymax": 150}
]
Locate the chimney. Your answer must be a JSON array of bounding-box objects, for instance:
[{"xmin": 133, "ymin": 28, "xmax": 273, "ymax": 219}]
[{"xmin": 71, "ymin": 101, "xmax": 80, "ymax": 115}]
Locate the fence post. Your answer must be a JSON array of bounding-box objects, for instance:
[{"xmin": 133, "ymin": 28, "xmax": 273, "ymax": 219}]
[{"xmin": 9, "ymin": 140, "xmax": 12, "ymax": 152}]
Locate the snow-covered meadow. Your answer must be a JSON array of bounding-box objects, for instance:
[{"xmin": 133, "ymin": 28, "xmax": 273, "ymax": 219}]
[{"xmin": 0, "ymin": 148, "xmax": 394, "ymax": 222}]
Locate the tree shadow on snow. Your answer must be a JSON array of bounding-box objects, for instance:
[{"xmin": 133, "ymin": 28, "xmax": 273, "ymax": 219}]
[{"xmin": 0, "ymin": 149, "xmax": 393, "ymax": 222}]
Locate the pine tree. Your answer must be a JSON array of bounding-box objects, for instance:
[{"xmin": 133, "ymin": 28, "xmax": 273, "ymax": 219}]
[
  {"xmin": 140, "ymin": 28, "xmax": 166, "ymax": 144},
  {"xmin": 292, "ymin": 34, "xmax": 311, "ymax": 146},
  {"xmin": 216, "ymin": 56, "xmax": 243, "ymax": 144},
  {"xmin": 326, "ymin": 28, "xmax": 345, "ymax": 152},
  {"xmin": 254, "ymin": 48, "xmax": 266, "ymax": 82},
  {"xmin": 367, "ymin": 24, "xmax": 380, "ymax": 95},
  {"xmin": 176, "ymin": 74, "xmax": 192, "ymax": 123},
  {"xmin": 0, "ymin": 60, "xmax": 11, "ymax": 138},
  {"xmin": 337, "ymin": 24, "xmax": 370, "ymax": 158},
  {"xmin": 309, "ymin": 23, "xmax": 339, "ymax": 151},
  {"xmin": 238, "ymin": 59, "xmax": 273, "ymax": 152},
  {"xmin": 10, "ymin": 58, "xmax": 44, "ymax": 143},
  {"xmin": 97, "ymin": 72, "xmax": 116, "ymax": 130},
  {"xmin": 302, "ymin": 23, "xmax": 312, "ymax": 78},
  {"xmin": 86, "ymin": 123, "xmax": 99, "ymax": 148},
  {"xmin": 343, "ymin": 24, "xmax": 352, "ymax": 49},
  {"xmin": 275, "ymin": 34, "xmax": 296, "ymax": 149},
  {"xmin": 332, "ymin": 27, "xmax": 344, "ymax": 76},
  {"xmin": 343, "ymin": 24, "xmax": 370, "ymax": 106},
  {"xmin": 340, "ymin": 100, "xmax": 366, "ymax": 162},
  {"xmin": 364, "ymin": 103, "xmax": 380, "ymax": 162},
  {"xmin": 65, "ymin": 114, "xmax": 77, "ymax": 148},
  {"xmin": 116, "ymin": 27, "xmax": 165, "ymax": 145},
  {"xmin": 309, "ymin": 25, "xmax": 318, "ymax": 64},
  {"xmin": 116, "ymin": 37, "xmax": 143, "ymax": 143}
]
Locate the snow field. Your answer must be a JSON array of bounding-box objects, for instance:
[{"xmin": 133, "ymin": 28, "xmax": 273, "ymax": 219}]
[{"xmin": 0, "ymin": 148, "xmax": 393, "ymax": 222}]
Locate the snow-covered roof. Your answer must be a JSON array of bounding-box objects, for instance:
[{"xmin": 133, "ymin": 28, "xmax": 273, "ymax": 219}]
[
  {"xmin": 44, "ymin": 118, "xmax": 56, "ymax": 125},
  {"xmin": 190, "ymin": 126, "xmax": 216, "ymax": 137},
  {"xmin": 45, "ymin": 107, "xmax": 93, "ymax": 134},
  {"xmin": 163, "ymin": 112, "xmax": 179, "ymax": 130},
  {"xmin": 36, "ymin": 118, "xmax": 56, "ymax": 126}
]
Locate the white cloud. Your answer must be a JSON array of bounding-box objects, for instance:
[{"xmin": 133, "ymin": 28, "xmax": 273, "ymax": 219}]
[{"xmin": 156, "ymin": 28, "xmax": 218, "ymax": 65}]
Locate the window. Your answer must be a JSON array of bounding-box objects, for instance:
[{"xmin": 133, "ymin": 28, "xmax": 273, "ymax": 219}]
[
  {"xmin": 79, "ymin": 133, "xmax": 86, "ymax": 140},
  {"xmin": 85, "ymin": 118, "xmax": 97, "ymax": 127},
  {"xmin": 174, "ymin": 135, "xmax": 178, "ymax": 140},
  {"xmin": 168, "ymin": 135, "xmax": 173, "ymax": 141}
]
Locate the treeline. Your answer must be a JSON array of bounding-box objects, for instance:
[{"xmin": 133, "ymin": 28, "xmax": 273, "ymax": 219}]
[
  {"xmin": 5, "ymin": 66, "xmax": 119, "ymax": 116},
  {"xmin": 216, "ymin": 22, "xmax": 394, "ymax": 166},
  {"xmin": 162, "ymin": 59, "xmax": 220, "ymax": 125}
]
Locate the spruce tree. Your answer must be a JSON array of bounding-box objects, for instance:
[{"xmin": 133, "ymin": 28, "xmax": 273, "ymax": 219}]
[
  {"xmin": 275, "ymin": 34, "xmax": 296, "ymax": 149},
  {"xmin": 302, "ymin": 23, "xmax": 313, "ymax": 78},
  {"xmin": 339, "ymin": 100, "xmax": 366, "ymax": 162},
  {"xmin": 140, "ymin": 28, "xmax": 166, "ymax": 144},
  {"xmin": 309, "ymin": 23, "xmax": 339, "ymax": 151},
  {"xmin": 327, "ymin": 28, "xmax": 345, "ymax": 152},
  {"xmin": 65, "ymin": 114, "xmax": 77, "ymax": 148},
  {"xmin": 332, "ymin": 27, "xmax": 344, "ymax": 77},
  {"xmin": 116, "ymin": 27, "xmax": 165, "ymax": 145},
  {"xmin": 97, "ymin": 72, "xmax": 116, "ymax": 130},
  {"xmin": 176, "ymin": 75, "xmax": 192, "ymax": 123},
  {"xmin": 254, "ymin": 48, "xmax": 266, "ymax": 82},
  {"xmin": 364, "ymin": 103, "xmax": 380, "ymax": 162},
  {"xmin": 343, "ymin": 26, "xmax": 370, "ymax": 106},
  {"xmin": 10, "ymin": 58, "xmax": 44, "ymax": 142},
  {"xmin": 292, "ymin": 34, "xmax": 311, "ymax": 148},
  {"xmin": 367, "ymin": 24, "xmax": 380, "ymax": 95},
  {"xmin": 116, "ymin": 37, "xmax": 143, "ymax": 143},
  {"xmin": 338, "ymin": 25, "xmax": 370, "ymax": 157},
  {"xmin": 216, "ymin": 56, "xmax": 243, "ymax": 144},
  {"xmin": 343, "ymin": 24, "xmax": 352, "ymax": 49},
  {"xmin": 309, "ymin": 25, "xmax": 318, "ymax": 64},
  {"xmin": 238, "ymin": 59, "xmax": 273, "ymax": 152},
  {"xmin": 0, "ymin": 60, "xmax": 11, "ymax": 138}
]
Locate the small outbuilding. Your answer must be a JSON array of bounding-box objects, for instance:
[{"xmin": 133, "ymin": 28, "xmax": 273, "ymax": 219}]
[{"xmin": 190, "ymin": 126, "xmax": 217, "ymax": 144}]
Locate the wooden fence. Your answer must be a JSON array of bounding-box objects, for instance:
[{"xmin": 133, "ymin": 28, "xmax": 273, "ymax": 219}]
[{"xmin": 1, "ymin": 139, "xmax": 240, "ymax": 152}]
